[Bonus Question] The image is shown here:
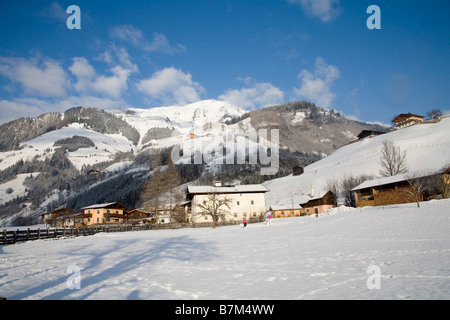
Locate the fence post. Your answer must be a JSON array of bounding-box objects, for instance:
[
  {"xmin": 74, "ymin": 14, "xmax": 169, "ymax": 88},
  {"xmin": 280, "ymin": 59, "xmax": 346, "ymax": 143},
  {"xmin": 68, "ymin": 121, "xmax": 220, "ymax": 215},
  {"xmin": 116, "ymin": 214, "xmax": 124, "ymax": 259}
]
[
  {"xmin": 2, "ymin": 229, "xmax": 6, "ymax": 244},
  {"xmin": 26, "ymin": 228, "xmax": 30, "ymax": 241},
  {"xmin": 37, "ymin": 228, "xmax": 40, "ymax": 240}
]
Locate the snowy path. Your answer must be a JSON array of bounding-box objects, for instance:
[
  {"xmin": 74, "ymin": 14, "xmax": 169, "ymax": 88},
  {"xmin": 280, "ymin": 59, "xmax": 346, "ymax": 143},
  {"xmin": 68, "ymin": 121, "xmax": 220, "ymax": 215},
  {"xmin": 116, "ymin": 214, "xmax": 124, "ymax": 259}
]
[{"xmin": 1, "ymin": 200, "xmax": 449, "ymax": 300}]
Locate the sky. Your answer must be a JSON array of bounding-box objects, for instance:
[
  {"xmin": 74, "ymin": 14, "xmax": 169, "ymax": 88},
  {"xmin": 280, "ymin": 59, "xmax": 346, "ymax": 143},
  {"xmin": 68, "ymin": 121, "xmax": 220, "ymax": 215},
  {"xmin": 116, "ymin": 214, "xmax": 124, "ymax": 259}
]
[{"xmin": 0, "ymin": 0, "xmax": 449, "ymax": 125}]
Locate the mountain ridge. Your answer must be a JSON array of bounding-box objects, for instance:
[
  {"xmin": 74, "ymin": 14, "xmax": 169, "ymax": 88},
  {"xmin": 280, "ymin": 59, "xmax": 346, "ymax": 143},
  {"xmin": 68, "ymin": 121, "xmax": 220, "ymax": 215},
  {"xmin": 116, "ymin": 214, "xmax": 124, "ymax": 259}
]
[{"xmin": 0, "ymin": 99, "xmax": 392, "ymax": 226}]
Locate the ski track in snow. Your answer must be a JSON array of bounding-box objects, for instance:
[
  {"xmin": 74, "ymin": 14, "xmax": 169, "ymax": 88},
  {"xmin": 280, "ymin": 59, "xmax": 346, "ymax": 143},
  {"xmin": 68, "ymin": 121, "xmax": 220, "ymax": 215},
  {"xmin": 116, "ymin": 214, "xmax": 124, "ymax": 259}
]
[{"xmin": 1, "ymin": 199, "xmax": 449, "ymax": 300}]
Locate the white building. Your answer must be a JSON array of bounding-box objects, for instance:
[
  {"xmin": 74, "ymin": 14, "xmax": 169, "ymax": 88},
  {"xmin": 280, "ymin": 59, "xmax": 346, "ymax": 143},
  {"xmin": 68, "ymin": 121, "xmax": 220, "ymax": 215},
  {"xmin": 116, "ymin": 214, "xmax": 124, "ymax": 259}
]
[{"xmin": 186, "ymin": 182, "xmax": 268, "ymax": 224}]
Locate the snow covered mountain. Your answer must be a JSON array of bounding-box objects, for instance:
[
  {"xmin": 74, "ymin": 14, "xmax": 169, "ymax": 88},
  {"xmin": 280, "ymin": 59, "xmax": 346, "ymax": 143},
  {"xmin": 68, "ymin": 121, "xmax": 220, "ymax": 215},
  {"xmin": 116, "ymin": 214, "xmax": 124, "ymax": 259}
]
[
  {"xmin": 0, "ymin": 99, "xmax": 393, "ymax": 226},
  {"xmin": 109, "ymin": 100, "xmax": 248, "ymax": 145},
  {"xmin": 264, "ymin": 116, "xmax": 450, "ymax": 210}
]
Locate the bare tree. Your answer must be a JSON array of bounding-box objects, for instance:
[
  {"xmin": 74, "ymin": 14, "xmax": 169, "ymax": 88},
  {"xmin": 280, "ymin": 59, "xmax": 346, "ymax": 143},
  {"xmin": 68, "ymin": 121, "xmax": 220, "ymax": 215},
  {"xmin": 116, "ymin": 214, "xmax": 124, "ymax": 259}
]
[
  {"xmin": 379, "ymin": 140, "xmax": 408, "ymax": 177},
  {"xmin": 340, "ymin": 174, "xmax": 373, "ymax": 207},
  {"xmin": 404, "ymin": 174, "xmax": 427, "ymax": 208},
  {"xmin": 427, "ymin": 109, "xmax": 443, "ymax": 120},
  {"xmin": 140, "ymin": 153, "xmax": 166, "ymax": 219},
  {"xmin": 165, "ymin": 157, "xmax": 181, "ymax": 212},
  {"xmin": 195, "ymin": 193, "xmax": 233, "ymax": 228},
  {"xmin": 326, "ymin": 177, "xmax": 340, "ymax": 205}
]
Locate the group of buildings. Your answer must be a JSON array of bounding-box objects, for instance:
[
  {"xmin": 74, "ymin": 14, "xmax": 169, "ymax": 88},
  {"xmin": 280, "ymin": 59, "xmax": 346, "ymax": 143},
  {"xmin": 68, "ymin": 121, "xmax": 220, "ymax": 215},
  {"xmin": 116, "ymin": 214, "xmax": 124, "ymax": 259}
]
[{"xmin": 42, "ymin": 112, "xmax": 449, "ymax": 228}]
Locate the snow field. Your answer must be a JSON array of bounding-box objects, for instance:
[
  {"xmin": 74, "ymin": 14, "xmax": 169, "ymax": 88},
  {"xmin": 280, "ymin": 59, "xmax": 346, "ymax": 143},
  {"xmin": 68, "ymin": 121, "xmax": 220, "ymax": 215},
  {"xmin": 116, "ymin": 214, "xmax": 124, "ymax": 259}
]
[{"xmin": 1, "ymin": 199, "xmax": 449, "ymax": 300}]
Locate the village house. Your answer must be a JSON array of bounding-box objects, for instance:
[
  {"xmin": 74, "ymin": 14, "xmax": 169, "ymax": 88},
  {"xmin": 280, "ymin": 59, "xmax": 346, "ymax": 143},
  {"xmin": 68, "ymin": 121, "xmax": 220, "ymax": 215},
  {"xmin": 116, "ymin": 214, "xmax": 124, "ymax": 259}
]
[
  {"xmin": 299, "ymin": 190, "xmax": 336, "ymax": 215},
  {"xmin": 270, "ymin": 204, "xmax": 302, "ymax": 218},
  {"xmin": 351, "ymin": 172, "xmax": 434, "ymax": 208},
  {"xmin": 356, "ymin": 130, "xmax": 386, "ymax": 141},
  {"xmin": 79, "ymin": 202, "xmax": 129, "ymax": 226},
  {"xmin": 392, "ymin": 113, "xmax": 424, "ymax": 129},
  {"xmin": 41, "ymin": 207, "xmax": 79, "ymax": 227},
  {"xmin": 125, "ymin": 209, "xmax": 152, "ymax": 224},
  {"xmin": 186, "ymin": 182, "xmax": 268, "ymax": 224}
]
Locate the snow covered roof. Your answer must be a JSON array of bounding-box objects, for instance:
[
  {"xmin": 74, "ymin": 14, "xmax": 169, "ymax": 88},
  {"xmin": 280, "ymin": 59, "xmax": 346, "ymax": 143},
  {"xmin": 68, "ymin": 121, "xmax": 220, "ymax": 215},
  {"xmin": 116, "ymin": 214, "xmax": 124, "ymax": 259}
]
[
  {"xmin": 81, "ymin": 202, "xmax": 128, "ymax": 210},
  {"xmin": 187, "ymin": 184, "xmax": 268, "ymax": 195},
  {"xmin": 352, "ymin": 170, "xmax": 438, "ymax": 191}
]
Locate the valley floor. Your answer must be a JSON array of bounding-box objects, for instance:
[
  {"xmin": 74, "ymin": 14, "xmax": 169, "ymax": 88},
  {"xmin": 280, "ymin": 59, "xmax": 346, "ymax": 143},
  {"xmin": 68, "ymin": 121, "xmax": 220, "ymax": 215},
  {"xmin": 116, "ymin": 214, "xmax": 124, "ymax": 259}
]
[{"xmin": 1, "ymin": 199, "xmax": 449, "ymax": 300}]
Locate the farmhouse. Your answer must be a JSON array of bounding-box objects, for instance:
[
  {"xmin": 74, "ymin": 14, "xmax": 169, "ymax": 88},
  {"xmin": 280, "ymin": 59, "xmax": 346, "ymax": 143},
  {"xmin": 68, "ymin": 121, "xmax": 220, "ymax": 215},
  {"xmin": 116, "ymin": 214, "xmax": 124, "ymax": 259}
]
[
  {"xmin": 270, "ymin": 204, "xmax": 302, "ymax": 218},
  {"xmin": 392, "ymin": 113, "xmax": 424, "ymax": 128},
  {"xmin": 41, "ymin": 207, "xmax": 79, "ymax": 227},
  {"xmin": 356, "ymin": 130, "xmax": 386, "ymax": 141},
  {"xmin": 186, "ymin": 182, "xmax": 268, "ymax": 224},
  {"xmin": 299, "ymin": 190, "xmax": 336, "ymax": 215},
  {"xmin": 79, "ymin": 202, "xmax": 128, "ymax": 225},
  {"xmin": 352, "ymin": 173, "xmax": 433, "ymax": 207}
]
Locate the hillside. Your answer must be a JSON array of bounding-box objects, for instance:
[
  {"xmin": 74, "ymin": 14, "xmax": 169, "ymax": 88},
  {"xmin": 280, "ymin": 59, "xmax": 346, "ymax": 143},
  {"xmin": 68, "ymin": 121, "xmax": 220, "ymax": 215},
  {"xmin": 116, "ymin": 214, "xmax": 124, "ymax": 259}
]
[
  {"xmin": 1, "ymin": 199, "xmax": 449, "ymax": 300},
  {"xmin": 264, "ymin": 117, "xmax": 450, "ymax": 210},
  {"xmin": 0, "ymin": 99, "xmax": 392, "ymax": 226}
]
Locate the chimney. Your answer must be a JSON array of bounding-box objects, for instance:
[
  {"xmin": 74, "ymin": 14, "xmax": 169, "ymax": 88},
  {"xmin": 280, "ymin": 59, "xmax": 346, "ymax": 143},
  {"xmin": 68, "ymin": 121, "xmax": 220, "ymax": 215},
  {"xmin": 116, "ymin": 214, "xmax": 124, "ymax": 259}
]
[{"xmin": 310, "ymin": 186, "xmax": 315, "ymax": 198}]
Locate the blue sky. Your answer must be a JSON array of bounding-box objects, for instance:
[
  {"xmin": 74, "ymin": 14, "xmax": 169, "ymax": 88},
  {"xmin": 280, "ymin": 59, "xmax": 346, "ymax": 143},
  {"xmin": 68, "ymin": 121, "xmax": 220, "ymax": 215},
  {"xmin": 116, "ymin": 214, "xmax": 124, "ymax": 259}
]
[{"xmin": 0, "ymin": 0, "xmax": 449, "ymax": 125}]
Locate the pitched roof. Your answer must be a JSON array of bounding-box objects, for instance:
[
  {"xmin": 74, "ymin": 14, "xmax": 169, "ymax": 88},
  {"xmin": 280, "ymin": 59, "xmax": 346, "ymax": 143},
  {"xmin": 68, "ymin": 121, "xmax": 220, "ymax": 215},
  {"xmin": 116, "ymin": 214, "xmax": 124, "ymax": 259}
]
[
  {"xmin": 187, "ymin": 184, "xmax": 268, "ymax": 195},
  {"xmin": 352, "ymin": 170, "xmax": 436, "ymax": 191},
  {"xmin": 392, "ymin": 113, "xmax": 424, "ymax": 123},
  {"xmin": 81, "ymin": 202, "xmax": 128, "ymax": 211}
]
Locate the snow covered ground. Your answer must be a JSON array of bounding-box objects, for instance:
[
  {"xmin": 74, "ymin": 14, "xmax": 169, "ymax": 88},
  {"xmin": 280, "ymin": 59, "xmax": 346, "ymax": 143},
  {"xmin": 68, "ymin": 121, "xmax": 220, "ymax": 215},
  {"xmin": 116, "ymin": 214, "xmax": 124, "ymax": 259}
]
[
  {"xmin": 264, "ymin": 117, "xmax": 450, "ymax": 209},
  {"xmin": 1, "ymin": 199, "xmax": 449, "ymax": 300}
]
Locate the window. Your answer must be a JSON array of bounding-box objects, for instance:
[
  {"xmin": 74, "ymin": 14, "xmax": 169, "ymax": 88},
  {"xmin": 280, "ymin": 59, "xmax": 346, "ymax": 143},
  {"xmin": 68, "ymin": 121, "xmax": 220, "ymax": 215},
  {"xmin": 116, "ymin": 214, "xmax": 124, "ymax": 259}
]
[
  {"xmin": 291, "ymin": 211, "xmax": 294, "ymax": 215},
  {"xmin": 281, "ymin": 211, "xmax": 285, "ymax": 216},
  {"xmin": 97, "ymin": 210, "xmax": 100, "ymax": 214},
  {"xmin": 234, "ymin": 213, "xmax": 238, "ymax": 218},
  {"xmin": 97, "ymin": 218, "xmax": 99, "ymax": 223},
  {"xmin": 237, "ymin": 201, "xmax": 240, "ymax": 205},
  {"xmin": 251, "ymin": 200, "xmax": 254, "ymax": 205}
]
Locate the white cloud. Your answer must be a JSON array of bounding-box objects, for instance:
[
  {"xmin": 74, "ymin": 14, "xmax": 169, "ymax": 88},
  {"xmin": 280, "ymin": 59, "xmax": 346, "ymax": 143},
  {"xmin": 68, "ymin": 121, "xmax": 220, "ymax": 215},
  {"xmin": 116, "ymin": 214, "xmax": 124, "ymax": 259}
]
[
  {"xmin": 136, "ymin": 67, "xmax": 205, "ymax": 105},
  {"xmin": 0, "ymin": 96, "xmax": 127, "ymax": 125},
  {"xmin": 287, "ymin": 0, "xmax": 341, "ymax": 23},
  {"xmin": 0, "ymin": 57, "xmax": 69, "ymax": 97},
  {"xmin": 69, "ymin": 57, "xmax": 133, "ymax": 99},
  {"xmin": 40, "ymin": 1, "xmax": 67, "ymax": 22},
  {"xmin": 98, "ymin": 44, "xmax": 139, "ymax": 73},
  {"xmin": 219, "ymin": 81, "xmax": 284, "ymax": 110},
  {"xmin": 110, "ymin": 25, "xmax": 185, "ymax": 54},
  {"xmin": 293, "ymin": 57, "xmax": 340, "ymax": 109}
]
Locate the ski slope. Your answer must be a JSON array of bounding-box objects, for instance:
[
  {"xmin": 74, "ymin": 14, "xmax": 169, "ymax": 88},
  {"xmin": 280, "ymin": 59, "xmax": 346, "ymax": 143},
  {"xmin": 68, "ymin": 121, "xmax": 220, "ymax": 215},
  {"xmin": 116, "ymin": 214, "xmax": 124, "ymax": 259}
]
[
  {"xmin": 264, "ymin": 117, "xmax": 450, "ymax": 209},
  {"xmin": 1, "ymin": 199, "xmax": 449, "ymax": 300}
]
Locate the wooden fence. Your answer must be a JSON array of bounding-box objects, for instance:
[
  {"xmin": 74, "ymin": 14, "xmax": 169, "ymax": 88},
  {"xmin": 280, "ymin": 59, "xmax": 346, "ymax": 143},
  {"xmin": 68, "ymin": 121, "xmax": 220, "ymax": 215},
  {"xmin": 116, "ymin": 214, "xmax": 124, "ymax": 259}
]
[{"xmin": 1, "ymin": 218, "xmax": 263, "ymax": 246}]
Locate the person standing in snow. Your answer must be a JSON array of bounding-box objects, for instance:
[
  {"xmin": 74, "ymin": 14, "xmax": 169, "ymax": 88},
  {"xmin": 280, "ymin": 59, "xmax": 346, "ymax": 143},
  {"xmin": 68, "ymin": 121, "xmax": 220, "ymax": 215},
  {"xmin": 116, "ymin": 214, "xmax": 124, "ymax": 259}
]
[
  {"xmin": 266, "ymin": 211, "xmax": 272, "ymax": 225},
  {"xmin": 243, "ymin": 216, "xmax": 247, "ymax": 228}
]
